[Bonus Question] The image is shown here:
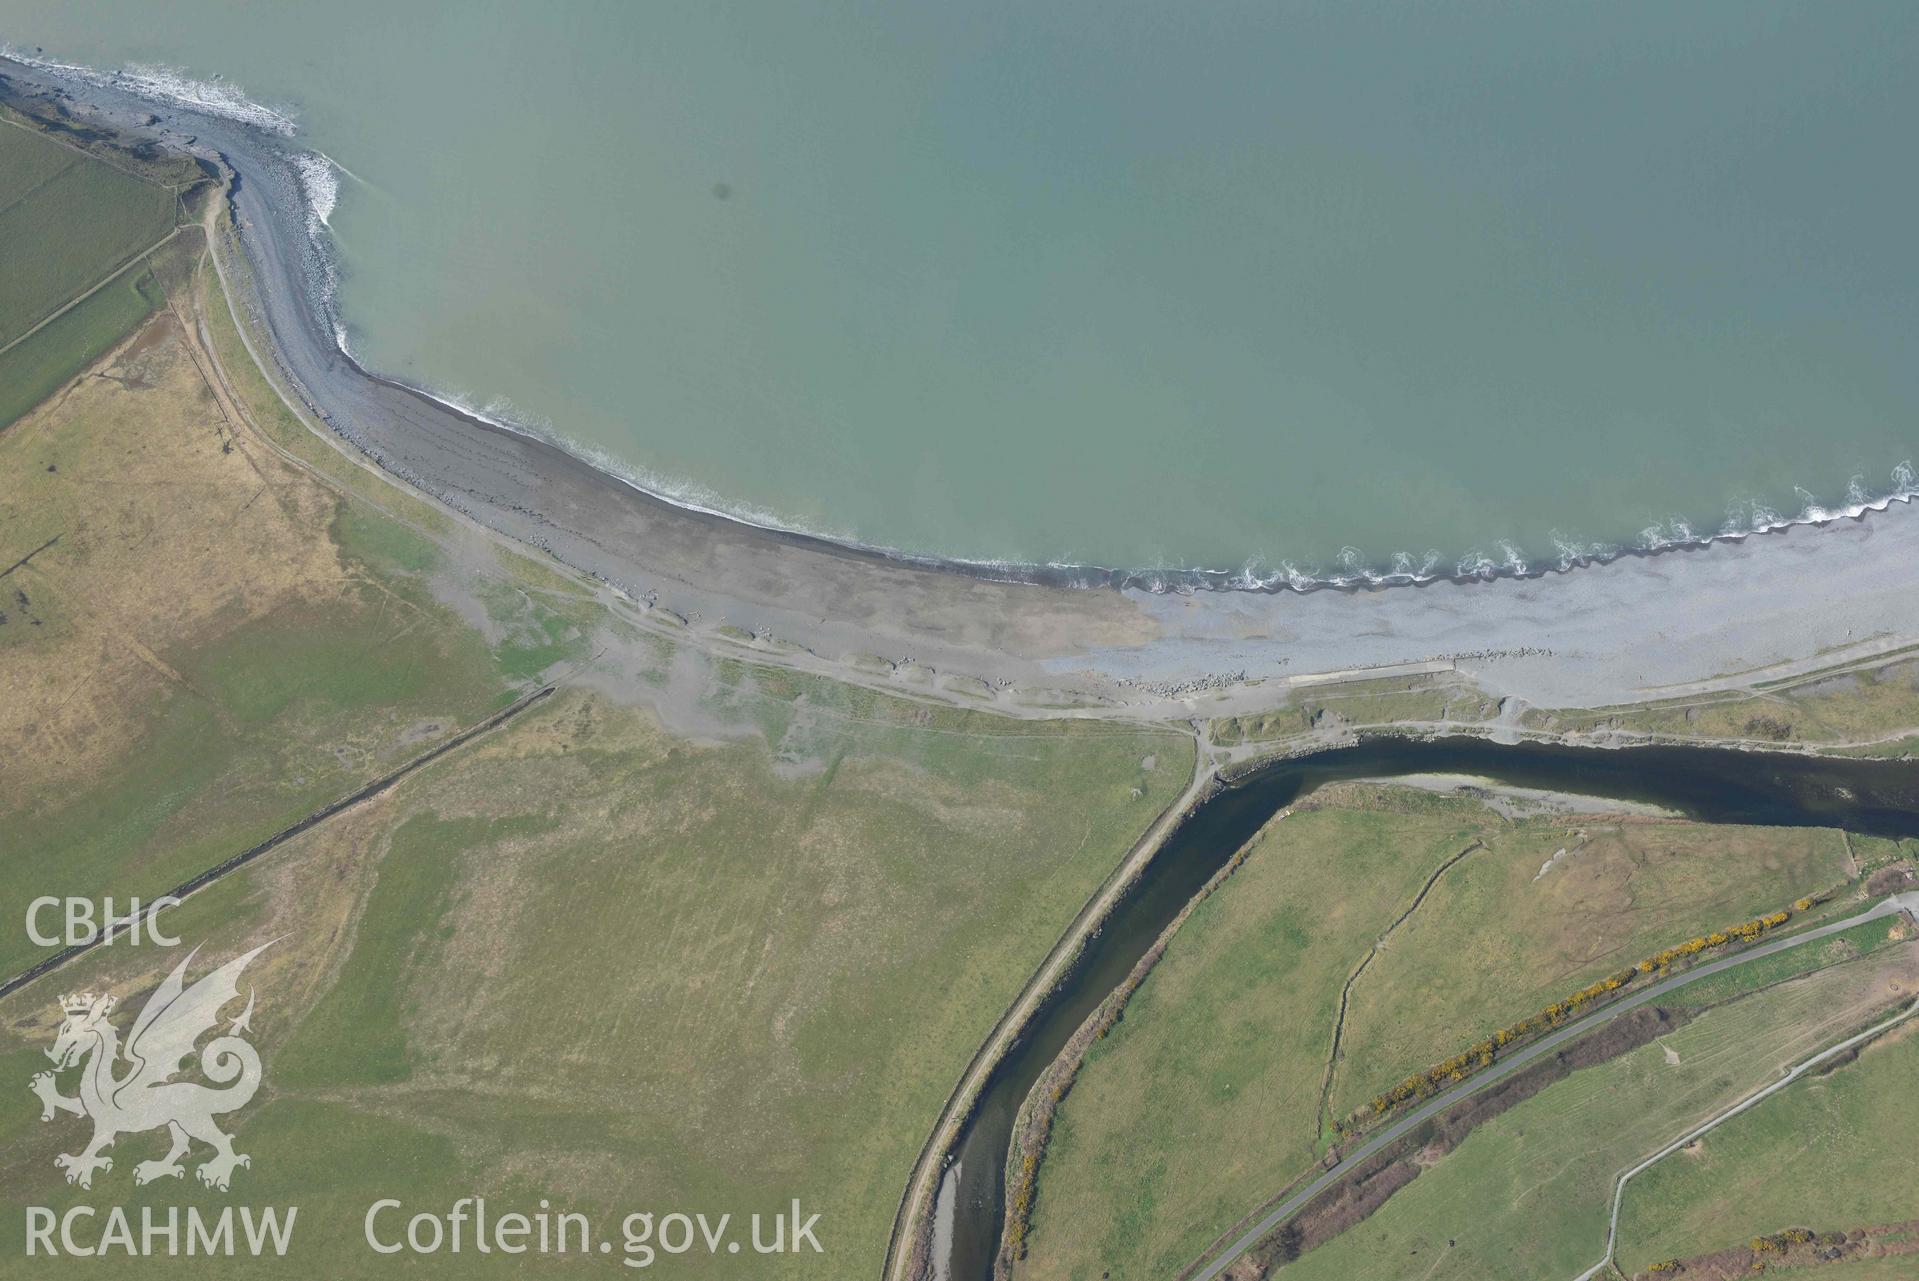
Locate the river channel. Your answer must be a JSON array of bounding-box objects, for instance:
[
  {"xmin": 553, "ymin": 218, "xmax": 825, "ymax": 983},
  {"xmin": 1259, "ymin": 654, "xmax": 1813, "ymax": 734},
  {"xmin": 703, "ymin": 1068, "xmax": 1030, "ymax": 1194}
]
[{"xmin": 936, "ymin": 737, "xmax": 1919, "ymax": 1280}]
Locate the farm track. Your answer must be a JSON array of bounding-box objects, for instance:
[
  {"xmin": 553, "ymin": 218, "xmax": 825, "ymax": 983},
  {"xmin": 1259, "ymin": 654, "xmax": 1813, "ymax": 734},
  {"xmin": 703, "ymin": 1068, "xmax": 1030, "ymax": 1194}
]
[
  {"xmin": 1572, "ymin": 992, "xmax": 1919, "ymax": 1281},
  {"xmin": 0, "ymin": 680, "xmax": 556, "ymax": 1003},
  {"xmin": 1183, "ymin": 892, "xmax": 1919, "ymax": 1281},
  {"xmin": 1317, "ymin": 838, "xmax": 1486, "ymax": 1138}
]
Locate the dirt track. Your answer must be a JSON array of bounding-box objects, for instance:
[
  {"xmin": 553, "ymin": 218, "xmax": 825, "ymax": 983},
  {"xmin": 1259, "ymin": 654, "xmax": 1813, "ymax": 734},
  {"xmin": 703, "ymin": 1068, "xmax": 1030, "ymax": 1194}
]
[
  {"xmin": 1188, "ymin": 893, "xmax": 1919, "ymax": 1281},
  {"xmin": 0, "ymin": 682, "xmax": 555, "ymax": 1003}
]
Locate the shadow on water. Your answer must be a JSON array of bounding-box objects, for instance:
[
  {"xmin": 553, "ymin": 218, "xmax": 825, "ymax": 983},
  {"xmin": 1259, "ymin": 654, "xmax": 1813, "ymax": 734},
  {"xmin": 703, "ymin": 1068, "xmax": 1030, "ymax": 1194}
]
[{"xmin": 939, "ymin": 737, "xmax": 1919, "ymax": 1281}]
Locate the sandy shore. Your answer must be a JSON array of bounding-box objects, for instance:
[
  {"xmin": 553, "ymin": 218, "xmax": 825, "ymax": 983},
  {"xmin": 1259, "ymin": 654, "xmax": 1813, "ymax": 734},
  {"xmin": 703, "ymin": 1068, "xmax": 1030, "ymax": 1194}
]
[{"xmin": 7, "ymin": 53, "xmax": 1919, "ymax": 717}]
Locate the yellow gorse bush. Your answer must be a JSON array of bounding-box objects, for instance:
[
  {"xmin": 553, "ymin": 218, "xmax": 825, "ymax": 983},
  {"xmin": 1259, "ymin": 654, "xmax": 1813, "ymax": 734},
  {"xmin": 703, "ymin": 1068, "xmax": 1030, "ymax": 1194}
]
[{"xmin": 1360, "ymin": 901, "xmax": 1805, "ymax": 1125}]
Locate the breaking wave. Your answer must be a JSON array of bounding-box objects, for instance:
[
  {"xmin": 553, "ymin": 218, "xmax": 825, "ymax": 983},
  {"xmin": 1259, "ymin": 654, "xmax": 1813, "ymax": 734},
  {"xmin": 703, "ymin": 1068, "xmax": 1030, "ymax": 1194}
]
[
  {"xmin": 379, "ymin": 379, "xmax": 870, "ymax": 548},
  {"xmin": 0, "ymin": 47, "xmax": 297, "ymax": 134},
  {"xmin": 287, "ymin": 151, "xmax": 338, "ymax": 234},
  {"xmin": 9, "ymin": 47, "xmax": 1917, "ymax": 598},
  {"xmin": 1020, "ymin": 466, "xmax": 1916, "ymax": 595},
  {"xmin": 2, "ymin": 45, "xmax": 346, "ymax": 344}
]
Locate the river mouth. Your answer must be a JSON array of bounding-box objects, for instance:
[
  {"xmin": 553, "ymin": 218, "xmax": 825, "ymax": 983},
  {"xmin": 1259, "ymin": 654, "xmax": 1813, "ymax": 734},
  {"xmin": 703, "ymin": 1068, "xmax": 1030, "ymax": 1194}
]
[{"xmin": 937, "ymin": 737, "xmax": 1919, "ymax": 1281}]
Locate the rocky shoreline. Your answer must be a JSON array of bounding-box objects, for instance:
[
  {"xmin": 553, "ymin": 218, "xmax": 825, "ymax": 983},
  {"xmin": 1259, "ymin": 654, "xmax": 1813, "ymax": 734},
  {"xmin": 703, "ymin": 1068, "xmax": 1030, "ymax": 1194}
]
[{"xmin": 7, "ymin": 51, "xmax": 1919, "ymax": 717}]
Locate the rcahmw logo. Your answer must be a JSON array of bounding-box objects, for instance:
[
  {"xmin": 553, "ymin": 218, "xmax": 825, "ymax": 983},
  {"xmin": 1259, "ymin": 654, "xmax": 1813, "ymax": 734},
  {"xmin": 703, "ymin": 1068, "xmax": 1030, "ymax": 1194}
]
[{"xmin": 24, "ymin": 941, "xmax": 297, "ymax": 1259}]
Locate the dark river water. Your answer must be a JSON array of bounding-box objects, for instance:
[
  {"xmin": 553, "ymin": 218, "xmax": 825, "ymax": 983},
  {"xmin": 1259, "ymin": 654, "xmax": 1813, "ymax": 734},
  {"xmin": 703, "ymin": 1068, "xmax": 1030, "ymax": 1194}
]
[{"xmin": 939, "ymin": 738, "xmax": 1919, "ymax": 1280}]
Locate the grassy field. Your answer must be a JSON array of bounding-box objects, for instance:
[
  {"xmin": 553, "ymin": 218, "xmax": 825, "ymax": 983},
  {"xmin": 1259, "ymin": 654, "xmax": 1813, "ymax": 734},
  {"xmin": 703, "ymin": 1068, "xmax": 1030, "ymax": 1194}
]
[
  {"xmin": 0, "ymin": 117, "xmax": 186, "ymax": 429},
  {"xmin": 1615, "ymin": 1015, "xmax": 1919, "ymax": 1273},
  {"xmin": 0, "ymin": 270, "xmax": 539, "ymax": 978},
  {"xmin": 0, "ymin": 676, "xmax": 1192, "ymax": 1277},
  {"xmin": 1014, "ymin": 786, "xmax": 1859, "ymax": 1281},
  {"xmin": 0, "ymin": 121, "xmax": 178, "ymax": 343},
  {"xmin": 0, "ymin": 232, "xmax": 1196, "ymax": 1275},
  {"xmin": 1015, "ymin": 788, "xmax": 1507, "ymax": 1280},
  {"xmin": 1666, "ymin": 914, "xmax": 1907, "ymax": 1011},
  {"xmin": 1272, "ymin": 944, "xmax": 1919, "ymax": 1281},
  {"xmin": 1328, "ymin": 811, "xmax": 1853, "ymax": 1121},
  {"xmin": 0, "ymin": 254, "xmax": 168, "ymax": 428}
]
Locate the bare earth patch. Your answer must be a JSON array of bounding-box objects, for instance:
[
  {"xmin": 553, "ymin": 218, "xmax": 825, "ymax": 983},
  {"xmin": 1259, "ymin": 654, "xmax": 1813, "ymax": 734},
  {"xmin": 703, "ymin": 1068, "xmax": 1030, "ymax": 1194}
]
[{"xmin": 0, "ymin": 306, "xmax": 345, "ymax": 800}]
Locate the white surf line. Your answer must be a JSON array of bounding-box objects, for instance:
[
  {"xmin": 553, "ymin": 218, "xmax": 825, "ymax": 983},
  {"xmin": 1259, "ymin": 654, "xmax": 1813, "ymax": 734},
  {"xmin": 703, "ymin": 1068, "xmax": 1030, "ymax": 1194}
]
[
  {"xmin": 0, "ymin": 46, "xmax": 297, "ymax": 135},
  {"xmin": 1571, "ymin": 992, "xmax": 1919, "ymax": 1281},
  {"xmin": 310, "ymin": 147, "xmax": 366, "ymax": 185}
]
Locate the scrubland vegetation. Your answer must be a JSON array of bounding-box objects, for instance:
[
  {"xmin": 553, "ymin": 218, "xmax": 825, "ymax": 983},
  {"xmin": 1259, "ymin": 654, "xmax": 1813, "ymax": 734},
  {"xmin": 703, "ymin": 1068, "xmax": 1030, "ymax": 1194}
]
[
  {"xmin": 0, "ymin": 210, "xmax": 1192, "ymax": 1276},
  {"xmin": 1014, "ymin": 785, "xmax": 1873, "ymax": 1281},
  {"xmin": 1272, "ymin": 947, "xmax": 1919, "ymax": 1281}
]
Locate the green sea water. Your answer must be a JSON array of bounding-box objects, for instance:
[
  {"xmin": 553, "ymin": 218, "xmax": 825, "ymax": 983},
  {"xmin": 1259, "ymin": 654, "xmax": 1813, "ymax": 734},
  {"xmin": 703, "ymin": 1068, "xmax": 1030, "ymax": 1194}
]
[{"xmin": 5, "ymin": 1, "xmax": 1915, "ymax": 578}]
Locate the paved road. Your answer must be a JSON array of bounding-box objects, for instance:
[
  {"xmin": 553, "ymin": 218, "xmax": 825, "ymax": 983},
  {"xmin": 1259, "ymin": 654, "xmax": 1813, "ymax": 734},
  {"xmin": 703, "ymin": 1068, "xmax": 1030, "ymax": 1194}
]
[{"xmin": 1187, "ymin": 892, "xmax": 1919, "ymax": 1281}]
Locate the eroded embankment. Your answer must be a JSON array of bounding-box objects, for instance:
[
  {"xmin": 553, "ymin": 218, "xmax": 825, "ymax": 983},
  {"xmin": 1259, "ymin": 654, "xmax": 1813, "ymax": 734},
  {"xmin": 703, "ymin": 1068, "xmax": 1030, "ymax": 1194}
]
[{"xmin": 1644, "ymin": 1218, "xmax": 1919, "ymax": 1281}]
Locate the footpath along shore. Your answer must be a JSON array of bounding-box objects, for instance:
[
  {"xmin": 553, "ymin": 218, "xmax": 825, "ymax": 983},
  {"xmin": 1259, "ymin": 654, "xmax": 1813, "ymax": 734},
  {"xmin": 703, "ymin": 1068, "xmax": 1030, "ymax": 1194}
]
[
  {"xmin": 9, "ymin": 50, "xmax": 1919, "ymax": 1281},
  {"xmin": 6, "ymin": 55, "xmax": 1919, "ymax": 722}
]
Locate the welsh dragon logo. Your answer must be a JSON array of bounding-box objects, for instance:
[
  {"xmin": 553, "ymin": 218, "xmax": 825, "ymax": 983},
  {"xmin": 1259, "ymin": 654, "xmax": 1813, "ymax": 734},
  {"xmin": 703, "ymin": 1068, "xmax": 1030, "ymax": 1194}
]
[{"xmin": 29, "ymin": 942, "xmax": 272, "ymax": 1191}]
